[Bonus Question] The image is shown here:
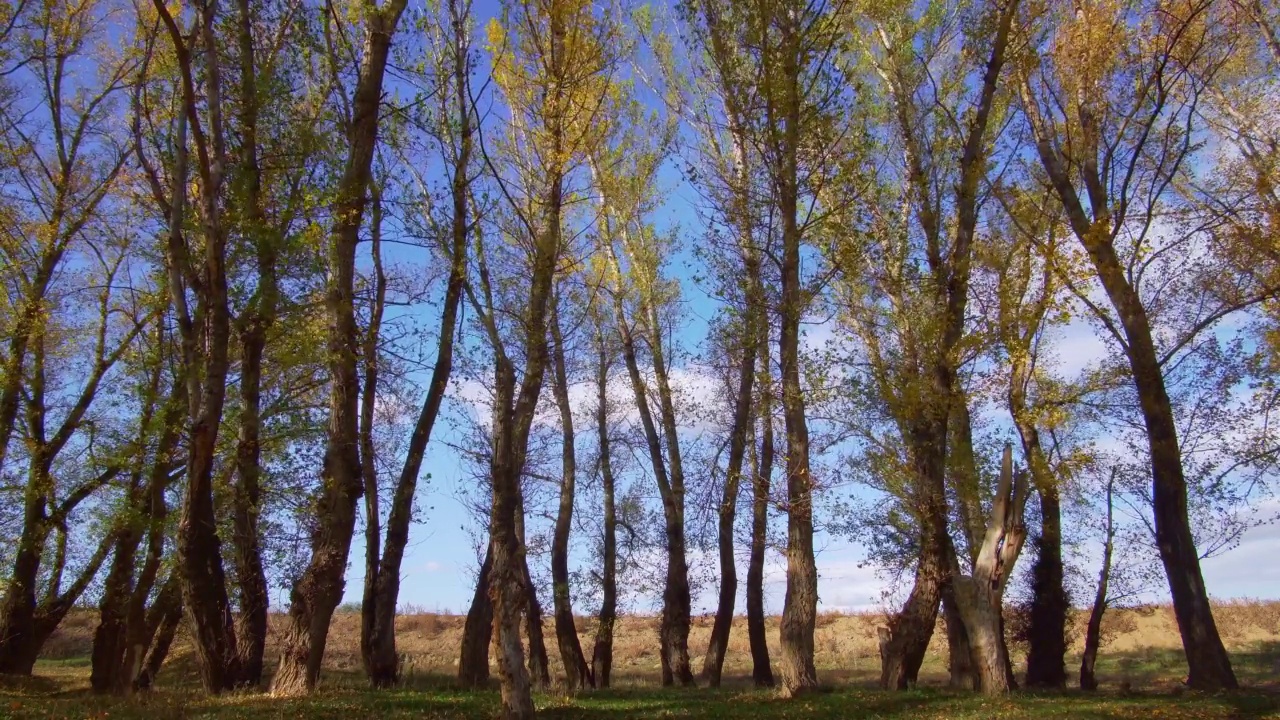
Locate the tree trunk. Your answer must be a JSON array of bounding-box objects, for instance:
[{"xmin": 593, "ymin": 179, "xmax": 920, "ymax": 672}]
[
  {"xmin": 1080, "ymin": 473, "xmax": 1115, "ymax": 691},
  {"xmin": 548, "ymin": 301, "xmax": 592, "ymax": 691},
  {"xmin": 489, "ymin": 359, "xmax": 537, "ymax": 720},
  {"xmin": 270, "ymin": 4, "xmax": 406, "ymax": 696},
  {"xmin": 748, "ymin": 346, "xmax": 775, "ymax": 687},
  {"xmin": 0, "ymin": 464, "xmax": 54, "ymax": 674},
  {"xmin": 1025, "ymin": 499, "xmax": 1067, "ymax": 688},
  {"xmin": 953, "ymin": 580, "xmax": 1013, "ymax": 695},
  {"xmin": 591, "ymin": 334, "xmax": 617, "ymax": 688},
  {"xmin": 774, "ymin": 15, "xmax": 817, "ymax": 693},
  {"xmin": 359, "ymin": 185, "xmax": 388, "ymax": 686},
  {"xmin": 134, "ymin": 577, "xmax": 183, "ymax": 692},
  {"xmin": 941, "ymin": 583, "xmax": 976, "ymax": 689},
  {"xmin": 229, "ymin": 0, "xmax": 273, "ymax": 687},
  {"xmin": 951, "ymin": 446, "xmax": 1030, "ymax": 695},
  {"xmin": 702, "ymin": 306, "xmax": 758, "ymax": 686},
  {"xmin": 516, "ymin": 487, "xmax": 551, "ymax": 691},
  {"xmin": 1010, "ymin": 350, "xmax": 1067, "ymax": 689},
  {"xmin": 458, "ymin": 545, "xmax": 495, "ymax": 688},
  {"xmin": 878, "ymin": 548, "xmax": 944, "ymax": 690},
  {"xmin": 609, "ymin": 280, "xmax": 693, "ymax": 688}
]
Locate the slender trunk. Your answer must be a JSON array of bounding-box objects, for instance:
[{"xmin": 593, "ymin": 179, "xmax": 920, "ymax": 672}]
[
  {"xmin": 773, "ymin": 11, "xmax": 817, "ymax": 695},
  {"xmin": 270, "ymin": 6, "xmax": 406, "ymax": 695},
  {"xmin": 702, "ymin": 288, "xmax": 759, "ymax": 687},
  {"xmin": 549, "ymin": 301, "xmax": 592, "ymax": 690},
  {"xmin": 516, "ymin": 486, "xmax": 551, "ymax": 690},
  {"xmin": 748, "ymin": 336, "xmax": 775, "ymax": 687},
  {"xmin": 458, "ymin": 545, "xmax": 494, "ymax": 688},
  {"xmin": 359, "ymin": 186, "xmax": 388, "ymax": 684},
  {"xmin": 646, "ymin": 304, "xmax": 695, "ymax": 689},
  {"xmin": 135, "ymin": 576, "xmax": 183, "ymax": 692},
  {"xmin": 610, "ymin": 279, "xmax": 693, "ymax": 688},
  {"xmin": 591, "ymin": 336, "xmax": 617, "ymax": 688},
  {"xmin": 364, "ymin": 5, "xmax": 471, "ymax": 684},
  {"xmin": 1080, "ymin": 473, "xmax": 1115, "ymax": 691},
  {"xmin": 1025, "ymin": 71, "xmax": 1239, "ymax": 691},
  {"xmin": 229, "ymin": 0, "xmax": 273, "ymax": 687}
]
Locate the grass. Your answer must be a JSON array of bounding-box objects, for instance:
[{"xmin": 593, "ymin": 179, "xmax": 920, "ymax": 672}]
[
  {"xmin": 5, "ymin": 604, "xmax": 1279, "ymax": 719},
  {"xmin": 3, "ymin": 666, "xmax": 1278, "ymax": 720}
]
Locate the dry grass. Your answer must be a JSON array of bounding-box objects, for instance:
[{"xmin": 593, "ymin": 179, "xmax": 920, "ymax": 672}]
[{"xmin": 33, "ymin": 600, "xmax": 1280, "ymax": 691}]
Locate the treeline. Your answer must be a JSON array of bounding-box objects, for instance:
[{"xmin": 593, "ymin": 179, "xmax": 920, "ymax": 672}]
[{"xmin": 0, "ymin": 0, "xmax": 1276, "ymax": 718}]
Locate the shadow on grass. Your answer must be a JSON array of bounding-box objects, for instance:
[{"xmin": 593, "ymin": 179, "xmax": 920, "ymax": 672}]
[{"xmin": 8, "ymin": 646, "xmax": 1280, "ymax": 720}]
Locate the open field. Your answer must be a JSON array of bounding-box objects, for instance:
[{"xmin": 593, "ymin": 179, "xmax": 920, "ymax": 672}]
[{"xmin": 3, "ymin": 601, "xmax": 1279, "ymax": 719}]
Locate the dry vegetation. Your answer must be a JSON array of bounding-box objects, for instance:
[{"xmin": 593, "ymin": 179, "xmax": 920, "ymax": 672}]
[{"xmin": 33, "ymin": 600, "xmax": 1280, "ymax": 692}]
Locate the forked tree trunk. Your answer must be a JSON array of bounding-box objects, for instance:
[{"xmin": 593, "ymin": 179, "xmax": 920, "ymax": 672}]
[
  {"xmin": 149, "ymin": 0, "xmax": 244, "ymax": 692},
  {"xmin": 952, "ymin": 446, "xmax": 1030, "ymax": 695},
  {"xmin": 548, "ymin": 302, "xmax": 592, "ymax": 691},
  {"xmin": 270, "ymin": 2, "xmax": 407, "ymax": 697},
  {"xmin": 458, "ymin": 545, "xmax": 494, "ymax": 688},
  {"xmin": 591, "ymin": 335, "xmax": 617, "ymax": 688},
  {"xmin": 362, "ymin": 1, "xmax": 472, "ymax": 686}
]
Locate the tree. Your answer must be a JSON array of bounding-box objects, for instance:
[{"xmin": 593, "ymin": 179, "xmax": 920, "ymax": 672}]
[
  {"xmin": 0, "ymin": 0, "xmax": 146, "ymax": 674},
  {"xmin": 1015, "ymin": 0, "xmax": 1280, "ymax": 689},
  {"xmin": 360, "ymin": 0, "xmax": 476, "ymax": 687},
  {"xmin": 466, "ymin": 0, "xmax": 617, "ymax": 712},
  {"xmin": 270, "ymin": 0, "xmax": 410, "ymax": 695},
  {"xmin": 838, "ymin": 0, "xmax": 1020, "ymax": 691}
]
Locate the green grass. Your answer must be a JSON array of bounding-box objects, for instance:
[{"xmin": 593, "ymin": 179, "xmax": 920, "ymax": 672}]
[{"xmin": 3, "ymin": 672, "xmax": 1278, "ymax": 720}]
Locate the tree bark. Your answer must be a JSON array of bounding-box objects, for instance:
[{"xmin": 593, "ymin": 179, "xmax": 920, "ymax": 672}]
[
  {"xmin": 516, "ymin": 486, "xmax": 552, "ymax": 690},
  {"xmin": 359, "ymin": 184, "xmax": 388, "ymax": 686},
  {"xmin": 270, "ymin": 0, "xmax": 407, "ymax": 696},
  {"xmin": 941, "ymin": 583, "xmax": 976, "ymax": 689},
  {"xmin": 1080, "ymin": 473, "xmax": 1115, "ymax": 691},
  {"xmin": 458, "ymin": 545, "xmax": 494, "ymax": 688},
  {"xmin": 702, "ymin": 289, "xmax": 759, "ymax": 687},
  {"xmin": 606, "ymin": 254, "xmax": 694, "ymax": 688},
  {"xmin": 229, "ymin": 0, "xmax": 274, "ymax": 687},
  {"xmin": 548, "ymin": 301, "xmax": 593, "ymax": 691},
  {"xmin": 951, "ymin": 446, "xmax": 1030, "ymax": 695},
  {"xmin": 148, "ymin": 0, "xmax": 247, "ymax": 690},
  {"xmin": 748, "ymin": 331, "xmax": 775, "ymax": 687},
  {"xmin": 591, "ymin": 335, "xmax": 617, "ymax": 689},
  {"xmin": 878, "ymin": 542, "xmax": 944, "ymax": 690}
]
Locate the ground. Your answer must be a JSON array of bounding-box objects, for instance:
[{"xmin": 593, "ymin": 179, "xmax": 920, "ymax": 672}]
[{"xmin": 3, "ymin": 601, "xmax": 1279, "ymax": 719}]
